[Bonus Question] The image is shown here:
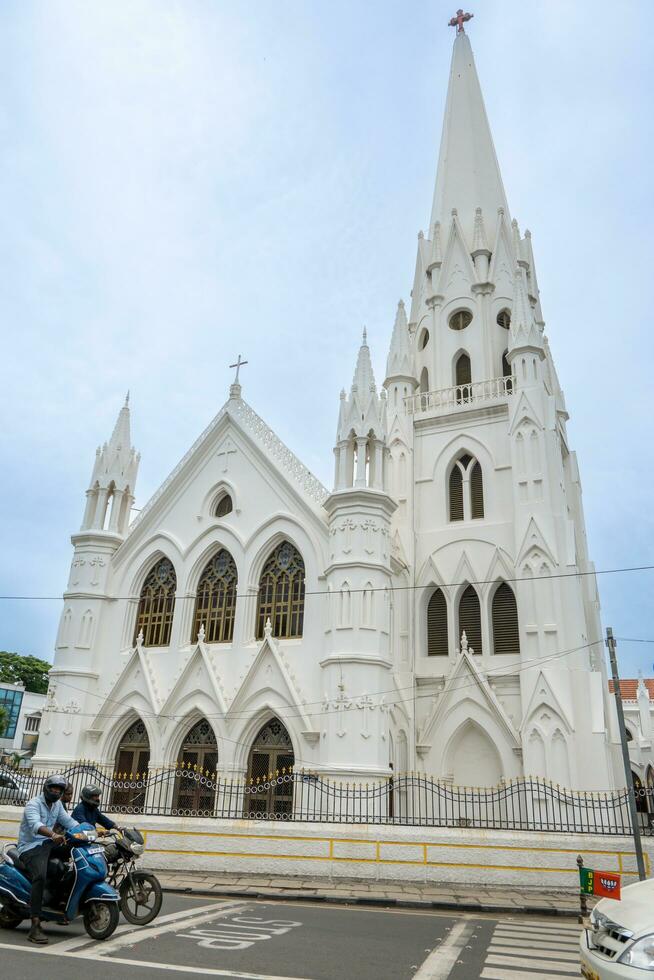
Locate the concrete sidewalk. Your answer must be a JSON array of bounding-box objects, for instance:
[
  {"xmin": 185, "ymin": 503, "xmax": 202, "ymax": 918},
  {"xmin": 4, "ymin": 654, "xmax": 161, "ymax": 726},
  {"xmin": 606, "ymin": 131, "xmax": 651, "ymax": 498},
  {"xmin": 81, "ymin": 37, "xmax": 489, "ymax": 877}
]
[{"xmin": 154, "ymin": 868, "xmax": 589, "ymax": 917}]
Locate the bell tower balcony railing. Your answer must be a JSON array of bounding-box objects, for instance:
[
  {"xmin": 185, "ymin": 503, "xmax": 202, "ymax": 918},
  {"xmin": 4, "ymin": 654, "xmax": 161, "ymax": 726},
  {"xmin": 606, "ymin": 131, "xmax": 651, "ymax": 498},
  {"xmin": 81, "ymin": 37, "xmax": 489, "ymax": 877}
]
[{"xmin": 405, "ymin": 375, "xmax": 515, "ymax": 416}]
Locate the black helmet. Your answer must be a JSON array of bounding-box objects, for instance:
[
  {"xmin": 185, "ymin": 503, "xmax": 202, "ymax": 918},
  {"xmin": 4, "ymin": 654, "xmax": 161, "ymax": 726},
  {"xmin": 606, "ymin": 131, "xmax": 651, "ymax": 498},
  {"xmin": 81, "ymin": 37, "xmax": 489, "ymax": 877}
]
[
  {"xmin": 81, "ymin": 784, "xmax": 102, "ymax": 808},
  {"xmin": 43, "ymin": 774, "xmax": 67, "ymax": 804}
]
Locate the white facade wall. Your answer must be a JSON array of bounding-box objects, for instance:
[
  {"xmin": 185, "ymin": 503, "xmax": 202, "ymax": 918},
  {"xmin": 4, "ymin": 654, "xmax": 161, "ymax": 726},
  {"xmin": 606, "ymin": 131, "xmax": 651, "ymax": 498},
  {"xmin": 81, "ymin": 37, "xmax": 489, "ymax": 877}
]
[{"xmin": 36, "ymin": 29, "xmax": 623, "ymax": 796}]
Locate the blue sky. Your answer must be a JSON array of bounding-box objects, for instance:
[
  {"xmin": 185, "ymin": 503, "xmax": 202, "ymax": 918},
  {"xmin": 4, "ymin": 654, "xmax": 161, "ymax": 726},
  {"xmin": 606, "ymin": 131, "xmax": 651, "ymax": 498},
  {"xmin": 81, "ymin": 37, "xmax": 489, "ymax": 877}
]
[{"xmin": 1, "ymin": 1, "xmax": 652, "ymax": 677}]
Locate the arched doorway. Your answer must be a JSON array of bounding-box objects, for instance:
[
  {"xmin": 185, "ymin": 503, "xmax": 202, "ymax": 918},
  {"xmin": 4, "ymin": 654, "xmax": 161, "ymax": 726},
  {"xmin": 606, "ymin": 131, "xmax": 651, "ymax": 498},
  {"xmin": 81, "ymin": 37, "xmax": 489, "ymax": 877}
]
[
  {"xmin": 174, "ymin": 719, "xmax": 218, "ymax": 814},
  {"xmin": 246, "ymin": 718, "xmax": 295, "ymax": 817},
  {"xmin": 112, "ymin": 719, "xmax": 150, "ymax": 810},
  {"xmin": 632, "ymin": 771, "xmax": 648, "ymax": 815}
]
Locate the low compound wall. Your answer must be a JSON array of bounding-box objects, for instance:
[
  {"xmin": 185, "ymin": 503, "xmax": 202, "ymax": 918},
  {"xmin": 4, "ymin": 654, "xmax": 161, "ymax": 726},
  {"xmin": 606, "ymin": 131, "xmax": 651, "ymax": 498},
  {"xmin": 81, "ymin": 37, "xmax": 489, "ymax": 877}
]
[{"xmin": 1, "ymin": 807, "xmax": 651, "ymax": 889}]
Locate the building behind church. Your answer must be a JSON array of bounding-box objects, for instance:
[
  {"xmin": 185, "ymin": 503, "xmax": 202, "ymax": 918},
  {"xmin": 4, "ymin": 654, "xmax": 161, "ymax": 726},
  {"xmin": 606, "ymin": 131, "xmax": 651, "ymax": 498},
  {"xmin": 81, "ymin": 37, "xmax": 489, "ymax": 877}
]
[{"xmin": 38, "ymin": 25, "xmax": 638, "ymax": 808}]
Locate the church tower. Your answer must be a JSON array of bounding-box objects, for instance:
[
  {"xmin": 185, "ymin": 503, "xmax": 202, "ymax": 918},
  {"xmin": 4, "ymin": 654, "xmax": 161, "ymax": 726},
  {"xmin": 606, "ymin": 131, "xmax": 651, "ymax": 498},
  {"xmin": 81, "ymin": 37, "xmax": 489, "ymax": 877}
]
[
  {"xmin": 322, "ymin": 331, "xmax": 397, "ymax": 781},
  {"xmin": 404, "ymin": 22, "xmax": 615, "ymax": 789},
  {"xmin": 39, "ymin": 397, "xmax": 140, "ymax": 765}
]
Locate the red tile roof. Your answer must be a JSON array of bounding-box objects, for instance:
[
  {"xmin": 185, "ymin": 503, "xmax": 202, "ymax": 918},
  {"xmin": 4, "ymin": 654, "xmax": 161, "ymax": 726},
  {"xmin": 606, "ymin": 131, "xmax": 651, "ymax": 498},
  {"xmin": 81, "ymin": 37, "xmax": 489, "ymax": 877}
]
[{"xmin": 608, "ymin": 679, "xmax": 654, "ymax": 700}]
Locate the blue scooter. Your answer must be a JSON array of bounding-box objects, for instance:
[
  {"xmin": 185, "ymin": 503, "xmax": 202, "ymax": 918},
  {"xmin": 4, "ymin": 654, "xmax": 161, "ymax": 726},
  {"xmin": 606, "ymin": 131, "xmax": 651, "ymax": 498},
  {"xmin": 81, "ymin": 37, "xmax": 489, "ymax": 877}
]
[{"xmin": 0, "ymin": 823, "xmax": 120, "ymax": 940}]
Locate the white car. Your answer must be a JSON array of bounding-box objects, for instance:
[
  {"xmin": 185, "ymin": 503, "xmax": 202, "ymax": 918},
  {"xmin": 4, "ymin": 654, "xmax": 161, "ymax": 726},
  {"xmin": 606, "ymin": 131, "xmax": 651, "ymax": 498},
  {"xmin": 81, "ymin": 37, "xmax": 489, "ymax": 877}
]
[{"xmin": 580, "ymin": 877, "xmax": 654, "ymax": 978}]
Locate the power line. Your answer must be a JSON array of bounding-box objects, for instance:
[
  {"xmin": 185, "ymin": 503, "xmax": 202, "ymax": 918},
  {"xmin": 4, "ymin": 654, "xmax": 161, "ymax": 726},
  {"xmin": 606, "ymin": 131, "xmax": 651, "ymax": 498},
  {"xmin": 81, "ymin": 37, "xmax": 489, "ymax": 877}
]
[
  {"xmin": 1, "ymin": 561, "xmax": 653, "ymax": 602},
  {"xmin": 44, "ymin": 639, "xmax": 603, "ymax": 764}
]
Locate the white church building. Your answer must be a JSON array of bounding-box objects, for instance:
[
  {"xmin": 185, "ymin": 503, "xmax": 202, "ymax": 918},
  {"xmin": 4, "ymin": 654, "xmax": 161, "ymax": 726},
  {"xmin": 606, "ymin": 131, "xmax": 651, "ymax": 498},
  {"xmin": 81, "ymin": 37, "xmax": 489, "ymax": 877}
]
[{"xmin": 38, "ymin": 25, "xmax": 623, "ymax": 805}]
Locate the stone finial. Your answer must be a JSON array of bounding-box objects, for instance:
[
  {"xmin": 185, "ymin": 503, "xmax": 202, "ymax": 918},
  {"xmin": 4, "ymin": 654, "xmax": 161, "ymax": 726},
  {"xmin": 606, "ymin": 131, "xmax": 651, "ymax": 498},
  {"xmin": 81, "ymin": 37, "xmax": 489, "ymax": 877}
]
[
  {"xmin": 264, "ymin": 617, "xmax": 273, "ymax": 639},
  {"xmin": 136, "ymin": 629, "xmax": 144, "ymax": 651},
  {"xmin": 198, "ymin": 623, "xmax": 206, "ymax": 643},
  {"xmin": 460, "ymin": 630, "xmax": 468, "ymax": 653}
]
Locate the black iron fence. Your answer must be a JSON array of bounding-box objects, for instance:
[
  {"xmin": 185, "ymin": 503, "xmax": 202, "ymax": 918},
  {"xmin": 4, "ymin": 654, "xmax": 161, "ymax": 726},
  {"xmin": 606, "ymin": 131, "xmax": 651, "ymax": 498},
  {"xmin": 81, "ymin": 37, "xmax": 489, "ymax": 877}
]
[{"xmin": 1, "ymin": 762, "xmax": 652, "ymax": 836}]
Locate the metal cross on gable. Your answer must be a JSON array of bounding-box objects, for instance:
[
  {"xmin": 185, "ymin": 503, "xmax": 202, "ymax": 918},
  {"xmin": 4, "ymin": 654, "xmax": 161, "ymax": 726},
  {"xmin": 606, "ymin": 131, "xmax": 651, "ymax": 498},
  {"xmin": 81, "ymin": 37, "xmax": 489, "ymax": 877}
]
[
  {"xmin": 229, "ymin": 354, "xmax": 248, "ymax": 385},
  {"xmin": 449, "ymin": 8, "xmax": 473, "ymax": 33}
]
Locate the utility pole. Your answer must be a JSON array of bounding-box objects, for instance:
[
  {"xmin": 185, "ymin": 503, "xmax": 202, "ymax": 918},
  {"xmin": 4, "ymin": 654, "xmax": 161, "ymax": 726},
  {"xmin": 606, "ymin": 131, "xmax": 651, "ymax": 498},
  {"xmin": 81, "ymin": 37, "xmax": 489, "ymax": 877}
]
[{"xmin": 606, "ymin": 627, "xmax": 646, "ymax": 881}]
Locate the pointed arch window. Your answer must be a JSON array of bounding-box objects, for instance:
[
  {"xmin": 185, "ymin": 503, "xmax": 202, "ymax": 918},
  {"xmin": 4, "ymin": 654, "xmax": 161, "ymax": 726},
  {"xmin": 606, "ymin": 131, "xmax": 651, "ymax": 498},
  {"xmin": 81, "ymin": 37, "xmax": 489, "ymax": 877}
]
[
  {"xmin": 134, "ymin": 558, "xmax": 176, "ymax": 647},
  {"xmin": 449, "ymin": 465, "xmax": 464, "ymax": 521},
  {"xmin": 256, "ymin": 541, "xmax": 305, "ymax": 639},
  {"xmin": 458, "ymin": 585, "xmax": 482, "ymax": 654},
  {"xmin": 192, "ymin": 549, "xmax": 237, "ymax": 643},
  {"xmin": 455, "ymin": 352, "xmax": 472, "ymax": 403},
  {"xmin": 449, "ymin": 454, "xmax": 484, "ymax": 521},
  {"xmin": 492, "ymin": 582, "xmax": 520, "ymax": 654},
  {"xmin": 215, "ymin": 494, "xmax": 233, "ymax": 518},
  {"xmin": 470, "ymin": 461, "xmax": 484, "ymax": 518},
  {"xmin": 427, "ymin": 588, "xmax": 448, "ymax": 656},
  {"xmin": 502, "ymin": 350, "xmax": 513, "ymax": 393}
]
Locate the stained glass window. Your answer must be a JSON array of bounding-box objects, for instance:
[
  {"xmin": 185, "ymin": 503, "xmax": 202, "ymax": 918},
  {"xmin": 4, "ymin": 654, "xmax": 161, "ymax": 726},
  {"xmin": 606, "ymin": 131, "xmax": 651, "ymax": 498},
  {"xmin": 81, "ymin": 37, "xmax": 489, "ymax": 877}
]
[
  {"xmin": 134, "ymin": 558, "xmax": 177, "ymax": 647},
  {"xmin": 256, "ymin": 541, "xmax": 305, "ymax": 639},
  {"xmin": 192, "ymin": 550, "xmax": 237, "ymax": 643}
]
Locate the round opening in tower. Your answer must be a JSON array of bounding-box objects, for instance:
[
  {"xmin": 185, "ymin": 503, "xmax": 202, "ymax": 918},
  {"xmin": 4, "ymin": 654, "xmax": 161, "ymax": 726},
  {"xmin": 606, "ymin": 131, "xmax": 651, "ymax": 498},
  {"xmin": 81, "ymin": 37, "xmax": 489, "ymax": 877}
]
[
  {"xmin": 496, "ymin": 308, "xmax": 511, "ymax": 330},
  {"xmin": 448, "ymin": 309, "xmax": 472, "ymax": 331}
]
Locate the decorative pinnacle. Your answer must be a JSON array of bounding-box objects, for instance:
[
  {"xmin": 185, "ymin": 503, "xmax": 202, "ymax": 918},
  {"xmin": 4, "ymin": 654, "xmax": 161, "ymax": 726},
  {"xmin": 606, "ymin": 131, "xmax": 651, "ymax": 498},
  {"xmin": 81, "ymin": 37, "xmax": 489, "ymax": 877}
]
[{"xmin": 448, "ymin": 8, "xmax": 474, "ymax": 33}]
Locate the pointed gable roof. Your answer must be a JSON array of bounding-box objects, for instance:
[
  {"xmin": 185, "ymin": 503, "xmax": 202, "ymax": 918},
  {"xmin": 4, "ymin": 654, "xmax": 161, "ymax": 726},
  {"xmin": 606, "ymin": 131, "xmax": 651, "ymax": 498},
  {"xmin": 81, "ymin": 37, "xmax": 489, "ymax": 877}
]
[
  {"xmin": 126, "ymin": 391, "xmax": 329, "ymax": 541},
  {"xmin": 430, "ymin": 31, "xmax": 510, "ymax": 251}
]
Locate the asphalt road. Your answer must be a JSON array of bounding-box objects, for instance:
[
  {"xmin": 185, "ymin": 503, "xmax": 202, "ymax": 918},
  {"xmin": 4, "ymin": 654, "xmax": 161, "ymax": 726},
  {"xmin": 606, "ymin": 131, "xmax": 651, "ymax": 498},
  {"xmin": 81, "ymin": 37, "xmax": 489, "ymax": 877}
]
[{"xmin": 0, "ymin": 892, "xmax": 583, "ymax": 980}]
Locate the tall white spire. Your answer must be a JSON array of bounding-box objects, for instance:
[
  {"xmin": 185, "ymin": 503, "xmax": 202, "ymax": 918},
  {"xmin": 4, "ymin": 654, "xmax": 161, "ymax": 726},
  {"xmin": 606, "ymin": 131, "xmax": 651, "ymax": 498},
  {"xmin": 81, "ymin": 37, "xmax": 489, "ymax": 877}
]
[
  {"xmin": 384, "ymin": 300, "xmax": 415, "ymax": 384},
  {"xmin": 81, "ymin": 394, "xmax": 140, "ymax": 535},
  {"xmin": 430, "ymin": 30, "xmax": 509, "ymax": 249}
]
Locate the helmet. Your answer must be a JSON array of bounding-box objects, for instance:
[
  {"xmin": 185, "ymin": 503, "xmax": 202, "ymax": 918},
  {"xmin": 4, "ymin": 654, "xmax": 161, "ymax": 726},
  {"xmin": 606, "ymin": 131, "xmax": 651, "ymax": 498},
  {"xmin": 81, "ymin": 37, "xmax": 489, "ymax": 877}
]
[
  {"xmin": 43, "ymin": 774, "xmax": 68, "ymax": 804},
  {"xmin": 81, "ymin": 784, "xmax": 102, "ymax": 808}
]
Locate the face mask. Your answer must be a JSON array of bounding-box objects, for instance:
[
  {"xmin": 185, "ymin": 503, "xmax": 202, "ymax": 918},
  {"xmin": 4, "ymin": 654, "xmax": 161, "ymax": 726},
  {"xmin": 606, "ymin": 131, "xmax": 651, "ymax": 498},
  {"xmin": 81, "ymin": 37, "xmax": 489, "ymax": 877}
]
[
  {"xmin": 44, "ymin": 789, "xmax": 62, "ymax": 805},
  {"xmin": 87, "ymin": 798, "xmax": 100, "ymax": 809}
]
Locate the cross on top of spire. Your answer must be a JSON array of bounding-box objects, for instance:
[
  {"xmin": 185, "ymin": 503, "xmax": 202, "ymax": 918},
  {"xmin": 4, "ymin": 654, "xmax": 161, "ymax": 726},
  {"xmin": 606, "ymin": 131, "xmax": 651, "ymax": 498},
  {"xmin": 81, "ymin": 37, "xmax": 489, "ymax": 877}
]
[
  {"xmin": 448, "ymin": 8, "xmax": 473, "ymax": 33},
  {"xmin": 229, "ymin": 354, "xmax": 248, "ymax": 385}
]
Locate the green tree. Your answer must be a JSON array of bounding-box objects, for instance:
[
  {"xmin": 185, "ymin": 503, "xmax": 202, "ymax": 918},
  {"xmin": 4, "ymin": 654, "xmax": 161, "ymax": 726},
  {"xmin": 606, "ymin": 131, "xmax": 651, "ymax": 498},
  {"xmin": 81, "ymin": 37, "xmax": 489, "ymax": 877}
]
[
  {"xmin": 0, "ymin": 652, "xmax": 51, "ymax": 694},
  {"xmin": 0, "ymin": 704, "xmax": 7, "ymax": 738}
]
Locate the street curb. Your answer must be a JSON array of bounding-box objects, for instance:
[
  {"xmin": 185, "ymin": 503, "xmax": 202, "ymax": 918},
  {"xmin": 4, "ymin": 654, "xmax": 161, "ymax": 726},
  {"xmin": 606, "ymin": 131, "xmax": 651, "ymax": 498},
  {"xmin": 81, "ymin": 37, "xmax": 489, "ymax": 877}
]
[{"xmin": 162, "ymin": 884, "xmax": 580, "ymax": 918}]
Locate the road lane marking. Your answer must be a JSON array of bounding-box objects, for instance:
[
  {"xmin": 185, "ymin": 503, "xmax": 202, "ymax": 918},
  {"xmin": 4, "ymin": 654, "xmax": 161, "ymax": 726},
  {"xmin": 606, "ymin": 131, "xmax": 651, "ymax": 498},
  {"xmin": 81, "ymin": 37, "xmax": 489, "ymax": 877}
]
[
  {"xmin": 41, "ymin": 901, "xmax": 230, "ymax": 953},
  {"xmin": 490, "ymin": 941, "xmax": 579, "ymax": 957},
  {"xmin": 499, "ymin": 919, "xmax": 581, "ymax": 935},
  {"xmin": 484, "ymin": 950, "xmax": 579, "ymax": 977},
  {"xmin": 488, "ymin": 947, "xmax": 578, "ymax": 962},
  {"xmin": 481, "ymin": 970, "xmax": 579, "ymax": 980},
  {"xmin": 493, "ymin": 926, "xmax": 579, "ymax": 946},
  {"xmin": 0, "ymin": 945, "xmax": 313, "ymax": 980},
  {"xmin": 411, "ymin": 918, "xmax": 476, "ymax": 979},
  {"xmin": 88, "ymin": 900, "xmax": 249, "ymax": 957}
]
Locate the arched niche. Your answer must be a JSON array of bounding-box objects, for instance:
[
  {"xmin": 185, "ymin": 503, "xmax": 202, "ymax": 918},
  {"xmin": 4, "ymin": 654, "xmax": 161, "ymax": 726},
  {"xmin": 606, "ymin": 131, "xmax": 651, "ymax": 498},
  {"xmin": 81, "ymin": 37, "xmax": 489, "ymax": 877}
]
[{"xmin": 448, "ymin": 721, "xmax": 502, "ymax": 788}]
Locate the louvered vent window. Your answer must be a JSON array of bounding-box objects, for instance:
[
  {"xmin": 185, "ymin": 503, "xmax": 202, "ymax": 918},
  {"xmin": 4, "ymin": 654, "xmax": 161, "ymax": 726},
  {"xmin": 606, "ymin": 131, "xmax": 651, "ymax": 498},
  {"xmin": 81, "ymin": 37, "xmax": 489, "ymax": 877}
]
[
  {"xmin": 492, "ymin": 583, "xmax": 520, "ymax": 654},
  {"xmin": 427, "ymin": 589, "xmax": 448, "ymax": 656},
  {"xmin": 449, "ymin": 466, "xmax": 464, "ymax": 521},
  {"xmin": 459, "ymin": 585, "xmax": 482, "ymax": 654},
  {"xmin": 497, "ymin": 309, "xmax": 511, "ymax": 330},
  {"xmin": 470, "ymin": 462, "xmax": 484, "ymax": 519}
]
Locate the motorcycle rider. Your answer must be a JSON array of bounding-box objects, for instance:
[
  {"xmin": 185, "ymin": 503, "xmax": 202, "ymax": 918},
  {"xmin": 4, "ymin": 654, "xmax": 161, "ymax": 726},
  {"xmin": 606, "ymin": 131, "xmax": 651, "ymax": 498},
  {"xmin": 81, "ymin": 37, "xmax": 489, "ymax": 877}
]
[
  {"xmin": 71, "ymin": 785, "xmax": 121, "ymax": 834},
  {"xmin": 16, "ymin": 774, "xmax": 80, "ymax": 945}
]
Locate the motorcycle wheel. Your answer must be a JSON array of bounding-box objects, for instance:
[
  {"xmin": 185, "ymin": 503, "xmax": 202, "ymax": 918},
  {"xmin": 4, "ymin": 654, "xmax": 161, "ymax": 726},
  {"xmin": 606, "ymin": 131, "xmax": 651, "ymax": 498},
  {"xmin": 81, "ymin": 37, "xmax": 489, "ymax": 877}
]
[
  {"xmin": 0, "ymin": 906, "xmax": 22, "ymax": 929},
  {"xmin": 83, "ymin": 900, "xmax": 119, "ymax": 940},
  {"xmin": 119, "ymin": 872, "xmax": 163, "ymax": 925}
]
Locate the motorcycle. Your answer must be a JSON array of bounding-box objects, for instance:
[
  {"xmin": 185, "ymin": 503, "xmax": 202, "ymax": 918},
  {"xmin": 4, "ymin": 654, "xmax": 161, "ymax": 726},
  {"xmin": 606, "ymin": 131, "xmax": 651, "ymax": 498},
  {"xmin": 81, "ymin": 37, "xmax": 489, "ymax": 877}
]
[
  {"xmin": 0, "ymin": 824, "xmax": 120, "ymax": 940},
  {"xmin": 100, "ymin": 827, "xmax": 162, "ymax": 925}
]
